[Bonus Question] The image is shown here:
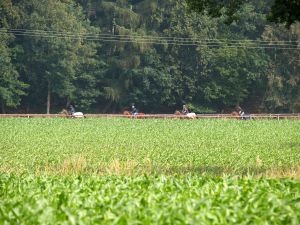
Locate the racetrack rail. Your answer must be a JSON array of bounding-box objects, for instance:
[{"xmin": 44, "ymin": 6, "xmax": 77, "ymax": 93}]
[{"xmin": 0, "ymin": 113, "xmax": 299, "ymax": 119}]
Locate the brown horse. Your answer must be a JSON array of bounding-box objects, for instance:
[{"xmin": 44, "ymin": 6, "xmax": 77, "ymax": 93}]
[
  {"xmin": 175, "ymin": 110, "xmax": 181, "ymax": 116},
  {"xmin": 123, "ymin": 110, "xmax": 145, "ymax": 119},
  {"xmin": 230, "ymin": 111, "xmax": 240, "ymax": 119},
  {"xmin": 60, "ymin": 109, "xmax": 71, "ymax": 118}
]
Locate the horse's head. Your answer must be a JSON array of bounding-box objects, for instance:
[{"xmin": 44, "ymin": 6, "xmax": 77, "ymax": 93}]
[
  {"xmin": 60, "ymin": 109, "xmax": 70, "ymax": 117},
  {"xmin": 174, "ymin": 110, "xmax": 181, "ymax": 116}
]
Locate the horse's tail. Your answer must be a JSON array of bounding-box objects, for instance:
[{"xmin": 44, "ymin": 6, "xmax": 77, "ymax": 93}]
[{"xmin": 174, "ymin": 110, "xmax": 181, "ymax": 116}]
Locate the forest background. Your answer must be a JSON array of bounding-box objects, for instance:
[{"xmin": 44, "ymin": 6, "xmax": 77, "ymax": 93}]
[{"xmin": 0, "ymin": 0, "xmax": 299, "ymax": 114}]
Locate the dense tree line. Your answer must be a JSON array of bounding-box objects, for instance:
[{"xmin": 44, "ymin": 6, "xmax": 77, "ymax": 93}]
[
  {"xmin": 0, "ymin": 0, "xmax": 299, "ymax": 114},
  {"xmin": 186, "ymin": 0, "xmax": 300, "ymax": 28}
]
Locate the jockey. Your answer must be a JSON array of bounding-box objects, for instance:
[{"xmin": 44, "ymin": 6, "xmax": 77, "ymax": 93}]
[
  {"xmin": 68, "ymin": 104, "xmax": 76, "ymax": 115},
  {"xmin": 131, "ymin": 103, "xmax": 138, "ymax": 116},
  {"xmin": 182, "ymin": 105, "xmax": 189, "ymax": 115},
  {"xmin": 237, "ymin": 106, "xmax": 245, "ymax": 117},
  {"xmin": 236, "ymin": 106, "xmax": 249, "ymax": 120}
]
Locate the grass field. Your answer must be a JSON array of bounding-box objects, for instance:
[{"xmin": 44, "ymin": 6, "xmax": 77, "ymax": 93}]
[
  {"xmin": 1, "ymin": 118, "xmax": 300, "ymax": 176},
  {"xmin": 0, "ymin": 118, "xmax": 300, "ymax": 224}
]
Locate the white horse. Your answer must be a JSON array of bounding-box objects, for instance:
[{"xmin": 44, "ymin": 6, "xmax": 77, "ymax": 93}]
[
  {"xmin": 175, "ymin": 111, "xmax": 197, "ymax": 119},
  {"xmin": 72, "ymin": 112, "xmax": 84, "ymax": 118},
  {"xmin": 61, "ymin": 109, "xmax": 85, "ymax": 118},
  {"xmin": 186, "ymin": 112, "xmax": 197, "ymax": 119}
]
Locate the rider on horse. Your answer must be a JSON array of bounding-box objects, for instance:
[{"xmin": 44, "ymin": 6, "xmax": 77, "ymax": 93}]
[
  {"xmin": 182, "ymin": 105, "xmax": 189, "ymax": 115},
  {"xmin": 235, "ymin": 106, "xmax": 252, "ymax": 120},
  {"xmin": 236, "ymin": 106, "xmax": 244, "ymax": 117},
  {"xmin": 68, "ymin": 104, "xmax": 76, "ymax": 115},
  {"xmin": 131, "ymin": 103, "xmax": 138, "ymax": 117}
]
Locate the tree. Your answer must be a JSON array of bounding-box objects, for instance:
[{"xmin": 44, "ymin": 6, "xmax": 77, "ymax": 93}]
[
  {"xmin": 268, "ymin": 0, "xmax": 300, "ymax": 27},
  {"xmin": 261, "ymin": 24, "xmax": 300, "ymax": 112},
  {"xmin": 0, "ymin": 34, "xmax": 27, "ymax": 113},
  {"xmin": 186, "ymin": 0, "xmax": 300, "ymax": 27},
  {"xmin": 1, "ymin": 0, "xmax": 298, "ymax": 113},
  {"xmin": 87, "ymin": 0, "xmax": 156, "ymax": 112},
  {"xmin": 0, "ymin": 0, "xmax": 27, "ymax": 113},
  {"xmin": 18, "ymin": 0, "xmax": 98, "ymax": 113}
]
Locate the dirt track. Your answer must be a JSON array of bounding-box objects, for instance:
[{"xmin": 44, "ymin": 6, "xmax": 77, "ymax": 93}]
[{"xmin": 0, "ymin": 113, "xmax": 299, "ymax": 119}]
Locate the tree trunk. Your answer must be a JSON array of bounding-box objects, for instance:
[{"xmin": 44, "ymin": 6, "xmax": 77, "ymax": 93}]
[
  {"xmin": 47, "ymin": 80, "xmax": 51, "ymax": 114},
  {"xmin": 103, "ymin": 102, "xmax": 112, "ymax": 113},
  {"xmin": 66, "ymin": 97, "xmax": 70, "ymax": 109},
  {"xmin": 1, "ymin": 98, "xmax": 6, "ymax": 114}
]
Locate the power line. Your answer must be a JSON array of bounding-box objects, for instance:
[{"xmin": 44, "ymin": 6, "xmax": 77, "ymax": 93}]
[
  {"xmin": 4, "ymin": 28, "xmax": 299, "ymax": 44},
  {"xmin": 0, "ymin": 29, "xmax": 299, "ymax": 50},
  {"xmin": 1, "ymin": 28, "xmax": 298, "ymax": 45}
]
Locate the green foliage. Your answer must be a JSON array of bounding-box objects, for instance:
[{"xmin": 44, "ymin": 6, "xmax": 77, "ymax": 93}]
[
  {"xmin": 0, "ymin": 0, "xmax": 299, "ymax": 113},
  {"xmin": 203, "ymin": 47, "xmax": 268, "ymax": 106},
  {"xmin": 185, "ymin": 0, "xmax": 245, "ymax": 24},
  {"xmin": 1, "ymin": 118, "xmax": 300, "ymax": 223},
  {"xmin": 187, "ymin": 103, "xmax": 217, "ymax": 114},
  {"xmin": 0, "ymin": 1, "xmax": 27, "ymax": 112},
  {"xmin": 1, "ymin": 118, "xmax": 300, "ymax": 175},
  {"xmin": 261, "ymin": 24, "xmax": 300, "ymax": 112},
  {"xmin": 15, "ymin": 0, "xmax": 100, "ymax": 112},
  {"xmin": 1, "ymin": 174, "xmax": 300, "ymax": 224},
  {"xmin": 0, "ymin": 34, "xmax": 27, "ymax": 111},
  {"xmin": 268, "ymin": 0, "xmax": 300, "ymax": 28},
  {"xmin": 186, "ymin": 0, "xmax": 300, "ymax": 27}
]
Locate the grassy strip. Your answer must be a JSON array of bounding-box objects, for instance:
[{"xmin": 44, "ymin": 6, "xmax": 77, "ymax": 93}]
[{"xmin": 1, "ymin": 174, "xmax": 300, "ymax": 224}]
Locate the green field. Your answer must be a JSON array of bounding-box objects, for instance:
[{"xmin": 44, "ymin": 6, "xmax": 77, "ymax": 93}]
[
  {"xmin": 1, "ymin": 118, "xmax": 300, "ymax": 224},
  {"xmin": 1, "ymin": 175, "xmax": 300, "ymax": 224},
  {"xmin": 1, "ymin": 118, "xmax": 300, "ymax": 176}
]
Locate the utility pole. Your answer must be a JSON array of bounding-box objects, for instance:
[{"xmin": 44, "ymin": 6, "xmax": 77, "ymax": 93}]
[{"xmin": 112, "ymin": 12, "xmax": 116, "ymax": 35}]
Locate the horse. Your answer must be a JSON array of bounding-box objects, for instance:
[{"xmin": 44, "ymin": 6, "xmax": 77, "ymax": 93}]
[
  {"xmin": 60, "ymin": 109, "xmax": 85, "ymax": 118},
  {"xmin": 174, "ymin": 110, "xmax": 197, "ymax": 119},
  {"xmin": 123, "ymin": 110, "xmax": 145, "ymax": 119},
  {"xmin": 230, "ymin": 111, "xmax": 253, "ymax": 120},
  {"xmin": 230, "ymin": 111, "xmax": 240, "ymax": 119}
]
